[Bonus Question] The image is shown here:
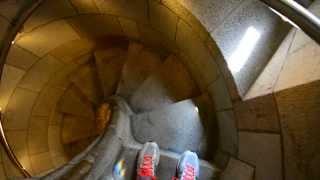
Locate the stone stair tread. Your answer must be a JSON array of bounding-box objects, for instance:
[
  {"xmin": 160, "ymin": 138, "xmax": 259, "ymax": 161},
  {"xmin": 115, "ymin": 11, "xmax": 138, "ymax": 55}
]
[
  {"xmin": 58, "ymin": 86, "xmax": 95, "ymax": 118},
  {"xmin": 62, "ymin": 114, "xmax": 97, "ymax": 144},
  {"xmin": 94, "ymin": 48, "xmax": 127, "ymax": 98},
  {"xmin": 130, "ymin": 55, "xmax": 199, "ymax": 113},
  {"xmin": 116, "ymin": 144, "xmax": 218, "ymax": 180},
  {"xmin": 131, "ymin": 99, "xmax": 206, "ymax": 157},
  {"xmin": 116, "ymin": 42, "xmax": 162, "ymax": 99},
  {"xmin": 69, "ymin": 63, "xmax": 103, "ymax": 105}
]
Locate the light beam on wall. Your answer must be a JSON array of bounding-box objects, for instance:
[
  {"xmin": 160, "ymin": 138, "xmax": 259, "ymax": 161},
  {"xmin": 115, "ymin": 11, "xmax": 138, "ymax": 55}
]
[{"xmin": 228, "ymin": 26, "xmax": 261, "ymax": 73}]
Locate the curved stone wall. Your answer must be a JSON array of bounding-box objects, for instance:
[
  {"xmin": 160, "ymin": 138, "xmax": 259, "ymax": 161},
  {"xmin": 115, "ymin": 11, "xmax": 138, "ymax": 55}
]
[{"xmin": 0, "ymin": 0, "xmax": 237, "ymax": 177}]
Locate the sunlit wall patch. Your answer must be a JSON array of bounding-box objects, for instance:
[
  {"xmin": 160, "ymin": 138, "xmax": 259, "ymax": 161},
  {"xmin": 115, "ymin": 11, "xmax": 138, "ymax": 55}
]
[{"xmin": 228, "ymin": 26, "xmax": 261, "ymax": 74}]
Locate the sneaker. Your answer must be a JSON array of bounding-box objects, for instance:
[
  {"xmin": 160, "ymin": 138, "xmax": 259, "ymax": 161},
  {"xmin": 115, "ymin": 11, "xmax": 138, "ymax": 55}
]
[
  {"xmin": 137, "ymin": 142, "xmax": 160, "ymax": 179},
  {"xmin": 176, "ymin": 151, "xmax": 199, "ymax": 180}
]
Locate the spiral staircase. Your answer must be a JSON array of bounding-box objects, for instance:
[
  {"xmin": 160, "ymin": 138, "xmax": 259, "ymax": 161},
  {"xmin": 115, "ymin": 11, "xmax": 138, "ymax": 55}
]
[{"xmin": 0, "ymin": 0, "xmax": 319, "ymax": 180}]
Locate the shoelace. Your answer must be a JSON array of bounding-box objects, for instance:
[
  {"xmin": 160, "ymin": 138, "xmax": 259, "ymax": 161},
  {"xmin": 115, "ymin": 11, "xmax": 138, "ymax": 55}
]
[
  {"xmin": 181, "ymin": 164, "xmax": 195, "ymax": 180},
  {"xmin": 138, "ymin": 155, "xmax": 156, "ymax": 179}
]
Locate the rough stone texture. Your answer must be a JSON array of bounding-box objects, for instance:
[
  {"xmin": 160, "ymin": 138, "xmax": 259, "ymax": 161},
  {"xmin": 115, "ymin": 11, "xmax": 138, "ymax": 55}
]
[
  {"xmin": 70, "ymin": 0, "xmax": 100, "ymax": 13},
  {"xmin": 235, "ymin": 94, "xmax": 280, "ymax": 132},
  {"xmin": 213, "ymin": 0, "xmax": 290, "ymax": 96},
  {"xmin": 67, "ymin": 14, "xmax": 123, "ymax": 39},
  {"xmin": 239, "ymin": 131, "xmax": 282, "ymax": 180},
  {"xmin": 207, "ymin": 76, "xmax": 233, "ymax": 111},
  {"xmin": 130, "ymin": 55, "xmax": 199, "ymax": 112},
  {"xmin": 49, "ymin": 39, "xmax": 94, "ymax": 64},
  {"xmin": 118, "ymin": 17, "xmax": 140, "ymax": 39},
  {"xmin": 149, "ymin": 0, "xmax": 178, "ymax": 41},
  {"xmin": 18, "ymin": 55, "xmax": 64, "ymax": 92},
  {"xmin": 245, "ymin": 30, "xmax": 296, "ymax": 99},
  {"xmin": 3, "ymin": 88, "xmax": 38, "ymax": 130},
  {"xmin": 94, "ymin": 0, "xmax": 148, "ymax": 24},
  {"xmin": 216, "ymin": 110, "xmax": 238, "ymax": 156},
  {"xmin": 220, "ymin": 158, "xmax": 254, "ymax": 180},
  {"xmin": 69, "ymin": 63, "xmax": 103, "ymax": 104},
  {"xmin": 117, "ymin": 43, "xmax": 162, "ymax": 99},
  {"xmin": 23, "ymin": 0, "xmax": 76, "ymax": 32},
  {"xmin": 132, "ymin": 99, "xmax": 206, "ymax": 156},
  {"xmin": 58, "ymin": 86, "xmax": 95, "ymax": 118},
  {"xmin": 30, "ymin": 152, "xmax": 54, "ymax": 175},
  {"xmin": 275, "ymin": 39, "xmax": 320, "ymax": 92},
  {"xmin": 6, "ymin": 45, "xmax": 39, "ymax": 70},
  {"xmin": 28, "ymin": 116, "xmax": 49, "ymax": 155},
  {"xmin": 176, "ymin": 20, "xmax": 219, "ymax": 90},
  {"xmin": 275, "ymin": 80, "xmax": 320, "ymax": 180},
  {"xmin": 0, "ymin": 65, "xmax": 25, "ymax": 111},
  {"xmin": 17, "ymin": 20, "xmax": 80, "ymax": 57},
  {"xmin": 94, "ymin": 48, "xmax": 126, "ymax": 98}
]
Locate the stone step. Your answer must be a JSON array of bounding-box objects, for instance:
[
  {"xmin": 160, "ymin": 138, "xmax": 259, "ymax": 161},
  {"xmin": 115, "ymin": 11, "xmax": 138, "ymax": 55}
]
[
  {"xmin": 69, "ymin": 63, "xmax": 103, "ymax": 105},
  {"xmin": 94, "ymin": 48, "xmax": 127, "ymax": 98},
  {"xmin": 115, "ymin": 144, "xmax": 219, "ymax": 180},
  {"xmin": 131, "ymin": 99, "xmax": 207, "ymax": 157},
  {"xmin": 61, "ymin": 114, "xmax": 97, "ymax": 144},
  {"xmin": 57, "ymin": 85, "xmax": 95, "ymax": 118},
  {"xmin": 116, "ymin": 42, "xmax": 162, "ymax": 99},
  {"xmin": 130, "ymin": 55, "xmax": 199, "ymax": 113}
]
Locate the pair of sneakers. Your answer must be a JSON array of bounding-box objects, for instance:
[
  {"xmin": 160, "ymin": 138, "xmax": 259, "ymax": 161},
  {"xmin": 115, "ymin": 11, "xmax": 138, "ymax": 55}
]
[{"xmin": 137, "ymin": 142, "xmax": 199, "ymax": 180}]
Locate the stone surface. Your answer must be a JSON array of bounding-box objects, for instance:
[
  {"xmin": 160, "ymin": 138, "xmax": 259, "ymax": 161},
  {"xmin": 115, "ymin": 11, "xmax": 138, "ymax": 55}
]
[
  {"xmin": 239, "ymin": 131, "xmax": 282, "ymax": 180},
  {"xmin": 0, "ymin": 65, "xmax": 25, "ymax": 111},
  {"xmin": 49, "ymin": 39, "xmax": 94, "ymax": 64},
  {"xmin": 58, "ymin": 86, "xmax": 95, "ymax": 118},
  {"xmin": 6, "ymin": 45, "xmax": 39, "ymax": 70},
  {"xmin": 94, "ymin": 0, "xmax": 148, "ymax": 24},
  {"xmin": 213, "ymin": 0, "xmax": 290, "ymax": 96},
  {"xmin": 5, "ymin": 130, "xmax": 28, "ymax": 151},
  {"xmin": 207, "ymin": 76, "xmax": 233, "ymax": 111},
  {"xmin": 17, "ymin": 20, "xmax": 80, "ymax": 57},
  {"xmin": 69, "ymin": 63, "xmax": 103, "ymax": 104},
  {"xmin": 94, "ymin": 48, "xmax": 126, "ymax": 98},
  {"xmin": 216, "ymin": 110, "xmax": 238, "ymax": 156},
  {"xmin": 176, "ymin": 20, "xmax": 219, "ymax": 90},
  {"xmin": 132, "ymin": 99, "xmax": 206, "ymax": 156},
  {"xmin": 48, "ymin": 125, "xmax": 64, "ymax": 157},
  {"xmin": 275, "ymin": 80, "xmax": 320, "ymax": 180},
  {"xmin": 28, "ymin": 116, "xmax": 49, "ymax": 155},
  {"xmin": 0, "ymin": 17, "xmax": 9, "ymax": 43},
  {"xmin": 4, "ymin": 88, "xmax": 38, "ymax": 130},
  {"xmin": 18, "ymin": 55, "xmax": 64, "ymax": 92},
  {"xmin": 149, "ymin": 0, "xmax": 178, "ymax": 41},
  {"xmin": 23, "ymin": 0, "xmax": 76, "ymax": 32},
  {"xmin": 221, "ymin": 158, "xmax": 254, "ymax": 180},
  {"xmin": 130, "ymin": 55, "xmax": 199, "ymax": 112},
  {"xmin": 67, "ymin": 14, "xmax": 123, "ymax": 39},
  {"xmin": 30, "ymin": 152, "xmax": 54, "ymax": 175},
  {"xmin": 235, "ymin": 94, "xmax": 280, "ymax": 132},
  {"xmin": 70, "ymin": 0, "xmax": 100, "ymax": 13},
  {"xmin": 117, "ymin": 43, "xmax": 162, "ymax": 99},
  {"xmin": 0, "ymin": 0, "xmax": 28, "ymax": 22},
  {"xmin": 118, "ymin": 17, "xmax": 140, "ymax": 39}
]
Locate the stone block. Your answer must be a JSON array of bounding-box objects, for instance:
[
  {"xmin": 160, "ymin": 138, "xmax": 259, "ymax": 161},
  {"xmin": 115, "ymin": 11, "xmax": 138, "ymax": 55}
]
[
  {"xmin": 149, "ymin": 0, "xmax": 178, "ymax": 41},
  {"xmin": 17, "ymin": 20, "xmax": 80, "ymax": 57},
  {"xmin": 94, "ymin": 0, "xmax": 148, "ymax": 24},
  {"xmin": 0, "ymin": 163, "xmax": 6, "ymax": 179},
  {"xmin": 23, "ymin": 0, "xmax": 76, "ymax": 32},
  {"xmin": 0, "ymin": 17, "xmax": 9, "ymax": 44},
  {"xmin": 48, "ymin": 125, "xmax": 64, "ymax": 157},
  {"xmin": 18, "ymin": 55, "xmax": 64, "ymax": 92},
  {"xmin": 235, "ymin": 94, "xmax": 280, "ymax": 132},
  {"xmin": 207, "ymin": 76, "xmax": 232, "ymax": 111},
  {"xmin": 221, "ymin": 158, "xmax": 254, "ymax": 180},
  {"xmin": 0, "ymin": 65, "xmax": 25, "ymax": 111},
  {"xmin": 67, "ymin": 14, "xmax": 123, "ymax": 39},
  {"xmin": 118, "ymin": 17, "xmax": 140, "ymax": 39},
  {"xmin": 289, "ymin": 30, "xmax": 313, "ymax": 54},
  {"xmin": 70, "ymin": 0, "xmax": 100, "ymax": 13},
  {"xmin": 6, "ymin": 45, "xmax": 39, "ymax": 70},
  {"xmin": 239, "ymin": 131, "xmax": 282, "ymax": 180},
  {"xmin": 216, "ymin": 110, "xmax": 238, "ymax": 155},
  {"xmin": 5, "ymin": 130, "xmax": 27, "ymax": 151},
  {"xmin": 28, "ymin": 116, "xmax": 49, "ymax": 155},
  {"xmin": 30, "ymin": 152, "xmax": 54, "ymax": 175},
  {"xmin": 4, "ymin": 88, "xmax": 38, "ymax": 130}
]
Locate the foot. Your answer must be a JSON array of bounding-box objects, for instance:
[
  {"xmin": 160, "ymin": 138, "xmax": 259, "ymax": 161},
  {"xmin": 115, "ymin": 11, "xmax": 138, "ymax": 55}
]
[
  {"xmin": 176, "ymin": 151, "xmax": 199, "ymax": 180},
  {"xmin": 137, "ymin": 142, "xmax": 160, "ymax": 179}
]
